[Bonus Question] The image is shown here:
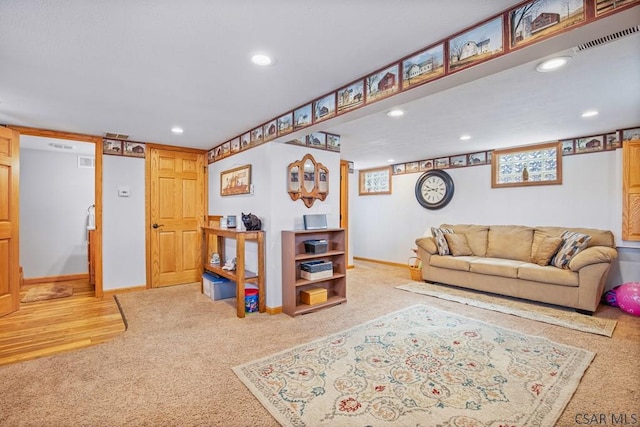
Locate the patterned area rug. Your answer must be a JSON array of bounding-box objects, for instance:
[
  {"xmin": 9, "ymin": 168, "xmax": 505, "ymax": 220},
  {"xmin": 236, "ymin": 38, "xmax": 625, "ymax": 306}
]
[
  {"xmin": 233, "ymin": 305, "xmax": 594, "ymax": 426},
  {"xmin": 396, "ymin": 282, "xmax": 617, "ymax": 337},
  {"xmin": 21, "ymin": 283, "xmax": 73, "ymax": 303}
]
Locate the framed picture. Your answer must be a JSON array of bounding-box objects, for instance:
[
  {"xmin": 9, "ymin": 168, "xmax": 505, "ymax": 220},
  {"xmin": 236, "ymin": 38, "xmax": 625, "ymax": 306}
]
[
  {"xmin": 263, "ymin": 120, "xmax": 278, "ymax": 142},
  {"xmin": 359, "ymin": 166, "xmax": 392, "ymax": 195},
  {"xmin": 366, "ymin": 63, "xmax": 400, "ymax": 104},
  {"xmin": 326, "ymin": 133, "xmax": 341, "ymax": 152},
  {"xmin": 220, "ymin": 164, "xmax": 251, "ymax": 196},
  {"xmin": 392, "ymin": 163, "xmax": 406, "ymax": 175},
  {"xmin": 287, "ymin": 136, "xmax": 306, "ymax": 146},
  {"xmin": 123, "ymin": 141, "xmax": 145, "ymax": 158},
  {"xmin": 561, "ymin": 139, "xmax": 575, "ymax": 155},
  {"xmin": 307, "ymin": 132, "xmax": 326, "ymax": 149},
  {"xmin": 434, "ymin": 157, "xmax": 450, "ymax": 168},
  {"xmin": 605, "ymin": 132, "xmax": 621, "ymax": 150},
  {"xmin": 230, "ymin": 137, "xmax": 241, "ymax": 154},
  {"xmin": 207, "ymin": 149, "xmax": 215, "ymax": 164},
  {"xmin": 406, "ymin": 161, "xmax": 420, "ymax": 173},
  {"xmin": 402, "ymin": 43, "xmax": 445, "ymax": 90},
  {"xmin": 621, "ymin": 127, "xmax": 640, "ymax": 143},
  {"xmin": 294, "ymin": 104, "xmax": 312, "ymax": 130},
  {"xmin": 102, "ymin": 139, "xmax": 122, "ymax": 155},
  {"xmin": 450, "ymin": 154, "xmax": 467, "ymax": 167},
  {"xmin": 596, "ymin": 0, "xmax": 639, "ymax": 16},
  {"xmin": 468, "ymin": 151, "xmax": 487, "ymax": 165},
  {"xmin": 314, "ymin": 93, "xmax": 336, "ymax": 123},
  {"xmin": 337, "ymin": 79, "xmax": 365, "ymax": 114},
  {"xmin": 419, "ymin": 159, "xmax": 434, "ymax": 171},
  {"xmin": 240, "ymin": 132, "xmax": 251, "ymax": 150},
  {"xmin": 449, "ymin": 16, "xmax": 503, "ymax": 73},
  {"xmin": 575, "ymin": 135, "xmax": 604, "ymax": 154},
  {"xmin": 250, "ymin": 126, "xmax": 263, "ymax": 145},
  {"xmin": 277, "ymin": 112, "xmax": 293, "ymax": 136},
  {"xmin": 221, "ymin": 141, "xmax": 231, "ymax": 157},
  {"xmin": 509, "ymin": 0, "xmax": 585, "ymax": 49},
  {"xmin": 492, "ymin": 141, "xmax": 562, "ymax": 188},
  {"xmin": 213, "ymin": 145, "xmax": 223, "ymax": 161}
]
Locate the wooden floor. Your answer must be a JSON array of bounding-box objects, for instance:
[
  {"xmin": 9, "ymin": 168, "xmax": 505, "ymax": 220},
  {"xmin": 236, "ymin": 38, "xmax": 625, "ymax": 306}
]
[{"xmin": 0, "ymin": 279, "xmax": 126, "ymax": 366}]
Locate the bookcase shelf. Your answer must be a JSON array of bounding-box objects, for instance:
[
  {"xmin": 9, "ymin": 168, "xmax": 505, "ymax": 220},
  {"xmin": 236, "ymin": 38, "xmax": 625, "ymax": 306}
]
[{"xmin": 281, "ymin": 228, "xmax": 346, "ymax": 317}]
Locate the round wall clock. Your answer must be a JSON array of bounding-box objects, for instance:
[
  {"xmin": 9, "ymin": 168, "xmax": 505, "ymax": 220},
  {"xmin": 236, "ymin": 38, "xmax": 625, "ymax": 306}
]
[{"xmin": 415, "ymin": 169, "xmax": 454, "ymax": 210}]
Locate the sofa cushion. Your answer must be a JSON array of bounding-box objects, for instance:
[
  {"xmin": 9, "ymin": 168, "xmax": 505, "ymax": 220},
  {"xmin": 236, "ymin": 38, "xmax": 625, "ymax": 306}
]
[
  {"xmin": 532, "ymin": 236, "xmax": 563, "ymax": 266},
  {"xmin": 431, "ymin": 227, "xmax": 454, "ymax": 255},
  {"xmin": 442, "ymin": 224, "xmax": 489, "ymax": 256},
  {"xmin": 469, "ymin": 258, "xmax": 527, "ymax": 278},
  {"xmin": 518, "ymin": 263, "xmax": 579, "ymax": 287},
  {"xmin": 444, "ymin": 233, "xmax": 473, "ymax": 256},
  {"xmin": 430, "ymin": 255, "xmax": 475, "ymax": 272},
  {"xmin": 552, "ymin": 231, "xmax": 591, "ymax": 269},
  {"xmin": 533, "ymin": 226, "xmax": 614, "ymax": 249},
  {"xmin": 486, "ymin": 225, "xmax": 534, "ymax": 263}
]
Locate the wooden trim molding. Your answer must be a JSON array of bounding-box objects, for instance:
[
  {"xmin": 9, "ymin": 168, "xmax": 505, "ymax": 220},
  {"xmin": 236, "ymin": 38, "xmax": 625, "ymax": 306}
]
[
  {"xmin": 266, "ymin": 306, "xmax": 283, "ymax": 315},
  {"xmin": 353, "ymin": 256, "xmax": 406, "ymax": 268},
  {"xmin": 23, "ymin": 273, "xmax": 89, "ymax": 286},
  {"xmin": 102, "ymin": 285, "xmax": 147, "ymax": 299}
]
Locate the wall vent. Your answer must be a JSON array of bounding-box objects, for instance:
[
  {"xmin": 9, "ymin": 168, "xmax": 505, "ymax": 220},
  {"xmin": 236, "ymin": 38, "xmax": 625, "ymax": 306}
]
[
  {"xmin": 104, "ymin": 132, "xmax": 130, "ymax": 140},
  {"xmin": 573, "ymin": 25, "xmax": 639, "ymax": 52},
  {"xmin": 78, "ymin": 156, "xmax": 95, "ymax": 169}
]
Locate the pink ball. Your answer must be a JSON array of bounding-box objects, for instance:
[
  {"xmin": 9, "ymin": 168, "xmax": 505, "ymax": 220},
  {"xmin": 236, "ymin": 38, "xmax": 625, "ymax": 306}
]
[{"xmin": 616, "ymin": 282, "xmax": 640, "ymax": 317}]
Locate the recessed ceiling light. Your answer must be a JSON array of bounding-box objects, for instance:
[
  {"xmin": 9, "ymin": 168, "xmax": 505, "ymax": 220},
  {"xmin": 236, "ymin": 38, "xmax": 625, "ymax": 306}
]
[
  {"xmin": 536, "ymin": 56, "xmax": 572, "ymax": 72},
  {"xmin": 459, "ymin": 135, "xmax": 471, "ymax": 140},
  {"xmin": 171, "ymin": 126, "xmax": 184, "ymax": 134},
  {"xmin": 251, "ymin": 53, "xmax": 274, "ymax": 66},
  {"xmin": 581, "ymin": 110, "xmax": 599, "ymax": 118},
  {"xmin": 387, "ymin": 109, "xmax": 405, "ymax": 118},
  {"xmin": 388, "ymin": 159, "xmax": 395, "ymax": 163}
]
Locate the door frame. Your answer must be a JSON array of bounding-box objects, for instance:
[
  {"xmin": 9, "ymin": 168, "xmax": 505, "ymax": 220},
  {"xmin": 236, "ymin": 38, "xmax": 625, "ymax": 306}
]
[
  {"xmin": 340, "ymin": 160, "xmax": 351, "ymax": 268},
  {"xmin": 145, "ymin": 143, "xmax": 208, "ymax": 289},
  {"xmin": 8, "ymin": 126, "xmax": 104, "ymax": 297}
]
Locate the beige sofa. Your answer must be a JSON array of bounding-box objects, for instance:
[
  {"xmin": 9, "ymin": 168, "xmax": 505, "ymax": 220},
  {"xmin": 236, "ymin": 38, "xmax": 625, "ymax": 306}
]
[{"xmin": 415, "ymin": 225, "xmax": 618, "ymax": 313}]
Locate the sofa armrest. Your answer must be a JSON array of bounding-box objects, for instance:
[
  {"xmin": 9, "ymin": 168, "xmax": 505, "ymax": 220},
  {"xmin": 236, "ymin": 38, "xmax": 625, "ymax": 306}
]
[
  {"xmin": 569, "ymin": 246, "xmax": 617, "ymax": 271},
  {"xmin": 416, "ymin": 237, "xmax": 438, "ymax": 255}
]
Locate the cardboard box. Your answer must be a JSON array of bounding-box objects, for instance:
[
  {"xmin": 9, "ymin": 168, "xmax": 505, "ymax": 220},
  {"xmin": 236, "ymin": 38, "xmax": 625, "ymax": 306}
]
[
  {"xmin": 300, "ymin": 287, "xmax": 327, "ymax": 305},
  {"xmin": 203, "ymin": 273, "xmax": 236, "ymax": 301}
]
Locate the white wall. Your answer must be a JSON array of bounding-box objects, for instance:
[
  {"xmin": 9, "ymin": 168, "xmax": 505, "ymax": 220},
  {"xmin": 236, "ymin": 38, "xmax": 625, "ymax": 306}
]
[
  {"xmin": 350, "ymin": 149, "xmax": 639, "ymax": 289},
  {"xmin": 209, "ymin": 143, "xmax": 341, "ymax": 307},
  {"xmin": 102, "ymin": 155, "xmax": 146, "ymax": 291},
  {"xmin": 19, "ymin": 148, "xmax": 94, "ymax": 278}
]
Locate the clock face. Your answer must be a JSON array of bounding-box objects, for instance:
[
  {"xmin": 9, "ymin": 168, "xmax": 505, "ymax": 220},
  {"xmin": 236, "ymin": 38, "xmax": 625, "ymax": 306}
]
[{"xmin": 415, "ymin": 169, "xmax": 454, "ymax": 209}]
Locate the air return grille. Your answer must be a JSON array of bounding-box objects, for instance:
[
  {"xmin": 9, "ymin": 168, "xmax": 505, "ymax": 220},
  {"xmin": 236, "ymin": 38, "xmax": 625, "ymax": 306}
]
[
  {"xmin": 573, "ymin": 25, "xmax": 639, "ymax": 52},
  {"xmin": 78, "ymin": 156, "xmax": 95, "ymax": 168}
]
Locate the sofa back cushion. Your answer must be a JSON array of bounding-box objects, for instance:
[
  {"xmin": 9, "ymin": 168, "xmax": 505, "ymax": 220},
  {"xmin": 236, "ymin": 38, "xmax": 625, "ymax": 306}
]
[
  {"xmin": 532, "ymin": 227, "xmax": 615, "ymax": 258},
  {"xmin": 486, "ymin": 225, "xmax": 534, "ymax": 263},
  {"xmin": 441, "ymin": 224, "xmax": 489, "ymax": 256}
]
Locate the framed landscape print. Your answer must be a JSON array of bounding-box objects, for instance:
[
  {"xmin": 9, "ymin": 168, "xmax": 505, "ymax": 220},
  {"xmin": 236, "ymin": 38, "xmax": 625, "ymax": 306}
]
[
  {"xmin": 419, "ymin": 160, "xmax": 434, "ymax": 171},
  {"xmin": 434, "ymin": 157, "xmax": 450, "ymax": 168},
  {"xmin": 596, "ymin": 0, "xmax": 639, "ymax": 15},
  {"xmin": 230, "ymin": 137, "xmax": 240, "ymax": 154},
  {"xmin": 509, "ymin": 0, "xmax": 585, "ymax": 49},
  {"xmin": 326, "ymin": 133, "xmax": 341, "ymax": 152},
  {"xmin": 406, "ymin": 161, "xmax": 420, "ymax": 173},
  {"xmin": 359, "ymin": 166, "xmax": 392, "ymax": 195},
  {"xmin": 402, "ymin": 44, "xmax": 445, "ymax": 90},
  {"xmin": 449, "ymin": 16, "xmax": 503, "ymax": 73},
  {"xmin": 277, "ymin": 112, "xmax": 293, "ymax": 136},
  {"xmin": 221, "ymin": 141, "xmax": 231, "ymax": 157},
  {"xmin": 240, "ymin": 132, "xmax": 250, "ymax": 150},
  {"xmin": 366, "ymin": 64, "xmax": 400, "ymax": 104},
  {"xmin": 102, "ymin": 139, "xmax": 122, "ymax": 155},
  {"xmin": 492, "ymin": 141, "xmax": 562, "ymax": 188},
  {"xmin": 250, "ymin": 126, "xmax": 263, "ymax": 145},
  {"xmin": 307, "ymin": 132, "xmax": 326, "ymax": 149},
  {"xmin": 314, "ymin": 93, "xmax": 336, "ymax": 123},
  {"xmin": 621, "ymin": 127, "xmax": 640, "ymax": 143},
  {"xmin": 575, "ymin": 135, "xmax": 603, "ymax": 154},
  {"xmin": 337, "ymin": 79, "xmax": 364, "ymax": 114},
  {"xmin": 468, "ymin": 151, "xmax": 487, "ymax": 165},
  {"xmin": 605, "ymin": 132, "xmax": 621, "ymax": 150},
  {"xmin": 561, "ymin": 139, "xmax": 575, "ymax": 155},
  {"xmin": 207, "ymin": 149, "xmax": 215, "ymax": 164},
  {"xmin": 450, "ymin": 154, "xmax": 467, "ymax": 167},
  {"xmin": 263, "ymin": 120, "xmax": 278, "ymax": 142},
  {"xmin": 123, "ymin": 141, "xmax": 145, "ymax": 158},
  {"xmin": 294, "ymin": 104, "xmax": 312, "ymax": 130},
  {"xmin": 392, "ymin": 163, "xmax": 406, "ymax": 175},
  {"xmin": 220, "ymin": 164, "xmax": 251, "ymax": 196}
]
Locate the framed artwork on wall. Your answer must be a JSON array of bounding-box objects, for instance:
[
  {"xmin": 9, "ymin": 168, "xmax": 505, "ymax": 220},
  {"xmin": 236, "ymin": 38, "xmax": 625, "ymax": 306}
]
[
  {"xmin": 366, "ymin": 64, "xmax": 400, "ymax": 104},
  {"xmin": 220, "ymin": 164, "xmax": 252, "ymax": 196},
  {"xmin": 359, "ymin": 166, "xmax": 392, "ymax": 195},
  {"xmin": 449, "ymin": 16, "xmax": 503, "ymax": 73},
  {"xmin": 492, "ymin": 141, "xmax": 562, "ymax": 188},
  {"xmin": 402, "ymin": 43, "xmax": 445, "ymax": 90},
  {"xmin": 123, "ymin": 141, "xmax": 145, "ymax": 158},
  {"xmin": 337, "ymin": 79, "xmax": 365, "ymax": 114}
]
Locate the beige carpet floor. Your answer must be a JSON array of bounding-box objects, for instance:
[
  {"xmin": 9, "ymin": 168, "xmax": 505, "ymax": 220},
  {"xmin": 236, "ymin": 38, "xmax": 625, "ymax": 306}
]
[{"xmin": 0, "ymin": 261, "xmax": 638, "ymax": 426}]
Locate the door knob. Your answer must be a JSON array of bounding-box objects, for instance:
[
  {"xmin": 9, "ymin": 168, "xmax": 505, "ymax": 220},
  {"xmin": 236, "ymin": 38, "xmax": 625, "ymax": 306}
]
[{"xmin": 152, "ymin": 223, "xmax": 164, "ymax": 229}]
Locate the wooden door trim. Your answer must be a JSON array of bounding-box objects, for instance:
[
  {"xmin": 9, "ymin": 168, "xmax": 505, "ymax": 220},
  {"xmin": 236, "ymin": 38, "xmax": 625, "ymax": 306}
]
[
  {"xmin": 340, "ymin": 160, "xmax": 350, "ymax": 268},
  {"xmin": 7, "ymin": 126, "xmax": 105, "ymax": 297}
]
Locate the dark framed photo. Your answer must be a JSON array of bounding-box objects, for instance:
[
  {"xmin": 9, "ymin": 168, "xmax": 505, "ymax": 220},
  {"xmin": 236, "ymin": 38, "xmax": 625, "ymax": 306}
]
[
  {"xmin": 240, "ymin": 132, "xmax": 251, "ymax": 150},
  {"xmin": 366, "ymin": 63, "xmax": 400, "ymax": 104},
  {"xmin": 250, "ymin": 126, "xmax": 263, "ymax": 145},
  {"xmin": 314, "ymin": 93, "xmax": 336, "ymax": 123},
  {"xmin": 326, "ymin": 133, "xmax": 341, "ymax": 152},
  {"xmin": 307, "ymin": 132, "xmax": 326, "ymax": 149},
  {"xmin": 263, "ymin": 120, "xmax": 277, "ymax": 142},
  {"xmin": 509, "ymin": 0, "xmax": 585, "ymax": 49},
  {"xmin": 575, "ymin": 136, "xmax": 604, "ymax": 154},
  {"xmin": 277, "ymin": 112, "xmax": 293, "ymax": 136},
  {"xmin": 402, "ymin": 43, "xmax": 445, "ymax": 90},
  {"xmin": 102, "ymin": 139, "xmax": 122, "ymax": 155},
  {"xmin": 220, "ymin": 164, "xmax": 251, "ymax": 196},
  {"xmin": 449, "ymin": 16, "xmax": 503, "ymax": 73},
  {"xmin": 337, "ymin": 79, "xmax": 365, "ymax": 114},
  {"xmin": 468, "ymin": 152, "xmax": 487, "ymax": 165},
  {"xmin": 123, "ymin": 141, "xmax": 145, "ymax": 158},
  {"xmin": 294, "ymin": 104, "xmax": 312, "ymax": 130},
  {"xmin": 561, "ymin": 139, "xmax": 575, "ymax": 155}
]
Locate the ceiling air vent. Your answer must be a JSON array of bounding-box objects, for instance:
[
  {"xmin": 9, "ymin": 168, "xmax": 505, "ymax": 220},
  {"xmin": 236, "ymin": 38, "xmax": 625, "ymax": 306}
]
[
  {"xmin": 104, "ymin": 132, "xmax": 130, "ymax": 140},
  {"xmin": 78, "ymin": 156, "xmax": 95, "ymax": 169},
  {"xmin": 573, "ymin": 25, "xmax": 639, "ymax": 52}
]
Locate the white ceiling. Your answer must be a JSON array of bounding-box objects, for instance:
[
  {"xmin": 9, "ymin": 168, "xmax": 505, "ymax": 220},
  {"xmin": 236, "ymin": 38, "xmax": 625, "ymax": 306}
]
[{"xmin": 1, "ymin": 1, "xmax": 639, "ymax": 169}]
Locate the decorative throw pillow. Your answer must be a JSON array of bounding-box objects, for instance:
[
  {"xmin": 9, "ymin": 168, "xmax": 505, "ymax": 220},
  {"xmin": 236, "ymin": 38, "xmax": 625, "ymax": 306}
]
[
  {"xmin": 533, "ymin": 236, "xmax": 563, "ymax": 266},
  {"xmin": 552, "ymin": 231, "xmax": 592, "ymax": 269},
  {"xmin": 444, "ymin": 233, "xmax": 473, "ymax": 257},
  {"xmin": 431, "ymin": 227, "xmax": 454, "ymax": 256}
]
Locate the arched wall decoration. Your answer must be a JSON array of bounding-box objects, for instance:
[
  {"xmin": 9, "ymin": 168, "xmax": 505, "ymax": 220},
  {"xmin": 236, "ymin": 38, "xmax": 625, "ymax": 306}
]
[{"xmin": 287, "ymin": 153, "xmax": 329, "ymax": 208}]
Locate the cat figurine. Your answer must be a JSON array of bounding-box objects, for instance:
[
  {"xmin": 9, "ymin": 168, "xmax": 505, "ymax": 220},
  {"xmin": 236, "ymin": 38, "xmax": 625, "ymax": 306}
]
[{"xmin": 241, "ymin": 212, "xmax": 262, "ymax": 231}]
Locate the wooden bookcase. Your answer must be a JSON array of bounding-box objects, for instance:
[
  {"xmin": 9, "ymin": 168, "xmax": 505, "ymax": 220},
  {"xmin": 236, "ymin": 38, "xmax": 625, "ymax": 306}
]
[
  {"xmin": 201, "ymin": 226, "xmax": 265, "ymax": 318},
  {"xmin": 281, "ymin": 228, "xmax": 346, "ymax": 317}
]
